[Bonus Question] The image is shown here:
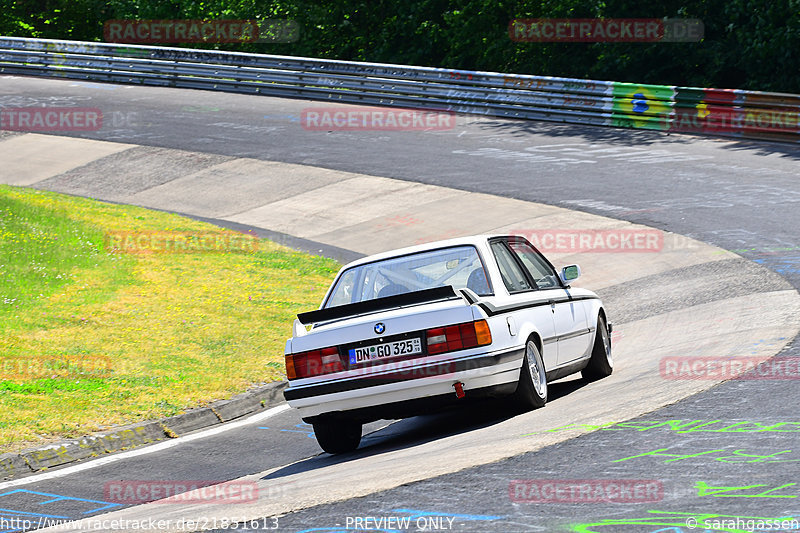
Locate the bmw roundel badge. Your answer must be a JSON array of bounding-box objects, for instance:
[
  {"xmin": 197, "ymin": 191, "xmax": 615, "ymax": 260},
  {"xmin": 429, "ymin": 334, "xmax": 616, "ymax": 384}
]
[{"xmin": 374, "ymin": 322, "xmax": 386, "ymax": 334}]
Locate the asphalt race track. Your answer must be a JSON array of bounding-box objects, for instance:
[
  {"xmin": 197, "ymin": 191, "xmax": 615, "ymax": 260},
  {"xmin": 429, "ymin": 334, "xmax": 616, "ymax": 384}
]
[{"xmin": 1, "ymin": 75, "xmax": 800, "ymax": 533}]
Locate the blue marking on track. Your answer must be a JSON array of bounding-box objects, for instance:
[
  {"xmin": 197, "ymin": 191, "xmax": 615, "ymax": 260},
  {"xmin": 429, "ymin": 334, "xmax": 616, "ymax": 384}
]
[
  {"xmin": 0, "ymin": 489, "xmax": 121, "ymax": 514},
  {"xmin": 259, "ymin": 423, "xmax": 315, "ymax": 438}
]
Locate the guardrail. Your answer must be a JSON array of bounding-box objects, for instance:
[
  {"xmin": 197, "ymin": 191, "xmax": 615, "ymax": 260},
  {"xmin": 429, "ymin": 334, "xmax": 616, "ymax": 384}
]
[{"xmin": 1, "ymin": 36, "xmax": 799, "ymax": 143}]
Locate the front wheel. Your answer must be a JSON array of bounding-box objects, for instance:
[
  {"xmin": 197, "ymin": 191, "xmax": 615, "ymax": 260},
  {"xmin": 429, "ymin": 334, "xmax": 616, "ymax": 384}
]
[
  {"xmin": 511, "ymin": 339, "xmax": 548, "ymax": 411},
  {"xmin": 312, "ymin": 418, "xmax": 362, "ymax": 454},
  {"xmin": 582, "ymin": 315, "xmax": 613, "ymax": 381}
]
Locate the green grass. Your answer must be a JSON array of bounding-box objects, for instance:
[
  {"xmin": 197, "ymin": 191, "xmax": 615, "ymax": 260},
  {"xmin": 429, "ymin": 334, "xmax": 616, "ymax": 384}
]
[
  {"xmin": 0, "ymin": 185, "xmax": 339, "ymax": 453},
  {"xmin": 0, "ymin": 192, "xmax": 134, "ymax": 333}
]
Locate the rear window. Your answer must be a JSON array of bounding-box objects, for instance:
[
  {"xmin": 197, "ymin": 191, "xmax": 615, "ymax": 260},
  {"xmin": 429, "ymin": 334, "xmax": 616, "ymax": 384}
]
[{"xmin": 324, "ymin": 245, "xmax": 492, "ymax": 308}]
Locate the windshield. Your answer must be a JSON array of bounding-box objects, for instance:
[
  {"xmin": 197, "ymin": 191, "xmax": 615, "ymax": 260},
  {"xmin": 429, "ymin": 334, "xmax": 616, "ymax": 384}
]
[{"xmin": 324, "ymin": 245, "xmax": 492, "ymax": 308}]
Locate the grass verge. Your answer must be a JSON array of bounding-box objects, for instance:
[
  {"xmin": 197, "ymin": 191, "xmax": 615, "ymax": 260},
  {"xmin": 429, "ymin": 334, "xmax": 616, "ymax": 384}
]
[{"xmin": 0, "ymin": 185, "xmax": 339, "ymax": 453}]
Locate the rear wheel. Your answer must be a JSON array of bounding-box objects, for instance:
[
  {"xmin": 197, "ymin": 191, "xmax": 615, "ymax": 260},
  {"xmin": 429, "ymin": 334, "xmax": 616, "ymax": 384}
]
[
  {"xmin": 511, "ymin": 339, "xmax": 547, "ymax": 411},
  {"xmin": 312, "ymin": 418, "xmax": 362, "ymax": 454},
  {"xmin": 582, "ymin": 315, "xmax": 613, "ymax": 381}
]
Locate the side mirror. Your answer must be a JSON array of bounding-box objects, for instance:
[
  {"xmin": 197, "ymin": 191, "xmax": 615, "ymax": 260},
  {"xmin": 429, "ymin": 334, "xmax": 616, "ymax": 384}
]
[{"xmin": 560, "ymin": 264, "xmax": 581, "ymax": 285}]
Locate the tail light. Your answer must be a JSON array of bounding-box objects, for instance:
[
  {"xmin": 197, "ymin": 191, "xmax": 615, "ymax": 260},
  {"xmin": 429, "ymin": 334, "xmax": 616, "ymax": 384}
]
[
  {"xmin": 285, "ymin": 346, "xmax": 343, "ymax": 380},
  {"xmin": 426, "ymin": 319, "xmax": 492, "ymax": 355}
]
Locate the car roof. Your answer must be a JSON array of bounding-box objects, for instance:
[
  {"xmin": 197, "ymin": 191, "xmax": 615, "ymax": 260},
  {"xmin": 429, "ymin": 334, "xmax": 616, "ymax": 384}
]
[{"xmin": 339, "ymin": 234, "xmax": 507, "ymax": 270}]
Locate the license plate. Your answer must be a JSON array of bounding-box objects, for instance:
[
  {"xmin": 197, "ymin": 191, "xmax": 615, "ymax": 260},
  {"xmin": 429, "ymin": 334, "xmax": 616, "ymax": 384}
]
[{"xmin": 349, "ymin": 338, "xmax": 423, "ymax": 365}]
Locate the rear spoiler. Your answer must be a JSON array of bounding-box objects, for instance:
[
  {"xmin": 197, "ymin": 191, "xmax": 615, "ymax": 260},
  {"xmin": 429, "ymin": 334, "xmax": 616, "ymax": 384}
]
[{"xmin": 297, "ymin": 286, "xmax": 460, "ymax": 325}]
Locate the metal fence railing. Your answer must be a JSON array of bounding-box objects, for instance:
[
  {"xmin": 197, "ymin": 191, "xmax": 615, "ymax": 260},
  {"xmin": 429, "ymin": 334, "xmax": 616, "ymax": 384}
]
[{"xmin": 1, "ymin": 37, "xmax": 799, "ymax": 143}]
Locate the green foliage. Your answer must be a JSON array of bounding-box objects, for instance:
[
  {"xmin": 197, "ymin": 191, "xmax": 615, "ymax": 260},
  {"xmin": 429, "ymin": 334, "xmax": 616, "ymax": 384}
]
[{"xmin": 1, "ymin": 0, "xmax": 798, "ymax": 93}]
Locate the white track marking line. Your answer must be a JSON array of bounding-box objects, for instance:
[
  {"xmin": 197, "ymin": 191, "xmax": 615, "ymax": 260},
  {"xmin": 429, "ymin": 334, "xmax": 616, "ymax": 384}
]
[{"xmin": 0, "ymin": 403, "xmax": 291, "ymax": 490}]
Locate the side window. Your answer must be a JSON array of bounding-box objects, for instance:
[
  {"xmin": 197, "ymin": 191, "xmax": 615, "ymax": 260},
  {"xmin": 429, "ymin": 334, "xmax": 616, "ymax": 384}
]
[
  {"xmin": 326, "ymin": 269, "xmax": 357, "ymax": 306},
  {"xmin": 490, "ymin": 241, "xmax": 533, "ymax": 293},
  {"xmin": 508, "ymin": 239, "xmax": 560, "ymax": 289}
]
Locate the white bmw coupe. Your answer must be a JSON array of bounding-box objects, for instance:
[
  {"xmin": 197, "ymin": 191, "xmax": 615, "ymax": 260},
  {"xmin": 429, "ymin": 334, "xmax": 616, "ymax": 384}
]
[{"xmin": 284, "ymin": 235, "xmax": 612, "ymax": 453}]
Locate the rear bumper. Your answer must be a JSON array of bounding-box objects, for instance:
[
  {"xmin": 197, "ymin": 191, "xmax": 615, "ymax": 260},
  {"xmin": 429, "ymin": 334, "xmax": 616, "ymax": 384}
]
[{"xmin": 284, "ymin": 346, "xmax": 524, "ymax": 420}]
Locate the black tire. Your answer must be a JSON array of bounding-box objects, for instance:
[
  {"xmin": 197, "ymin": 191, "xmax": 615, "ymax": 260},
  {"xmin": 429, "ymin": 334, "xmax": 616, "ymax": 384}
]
[
  {"xmin": 511, "ymin": 339, "xmax": 548, "ymax": 411},
  {"xmin": 312, "ymin": 418, "xmax": 362, "ymax": 454},
  {"xmin": 582, "ymin": 315, "xmax": 613, "ymax": 381}
]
